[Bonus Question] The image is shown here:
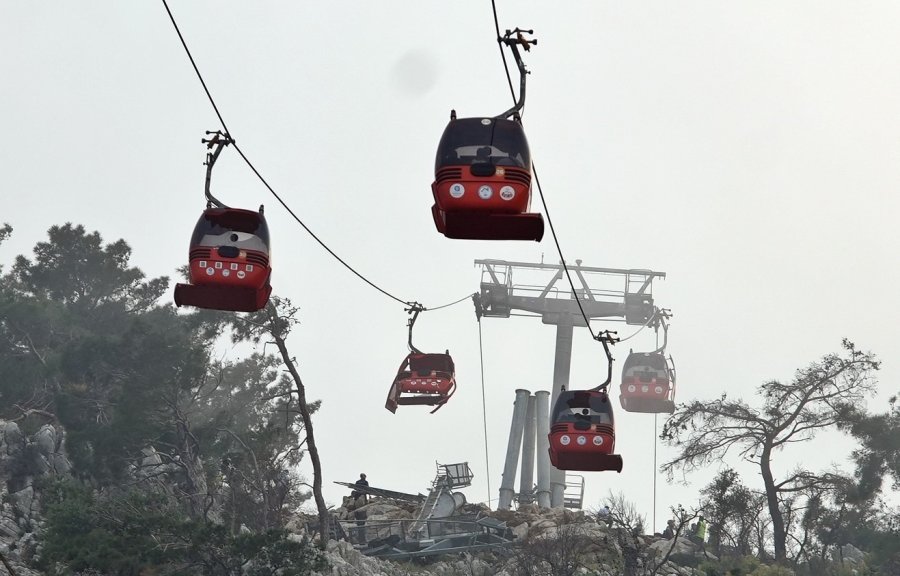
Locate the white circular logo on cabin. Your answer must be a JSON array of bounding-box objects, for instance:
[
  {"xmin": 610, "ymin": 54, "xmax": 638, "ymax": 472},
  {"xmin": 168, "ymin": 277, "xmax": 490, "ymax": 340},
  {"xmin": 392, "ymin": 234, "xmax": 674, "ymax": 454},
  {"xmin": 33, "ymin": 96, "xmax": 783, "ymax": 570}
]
[
  {"xmin": 449, "ymin": 183, "xmax": 465, "ymax": 198},
  {"xmin": 500, "ymin": 186, "xmax": 515, "ymax": 201},
  {"xmin": 481, "ymin": 118, "xmax": 492, "ymax": 125},
  {"xmin": 478, "ymin": 185, "xmax": 493, "ymax": 200}
]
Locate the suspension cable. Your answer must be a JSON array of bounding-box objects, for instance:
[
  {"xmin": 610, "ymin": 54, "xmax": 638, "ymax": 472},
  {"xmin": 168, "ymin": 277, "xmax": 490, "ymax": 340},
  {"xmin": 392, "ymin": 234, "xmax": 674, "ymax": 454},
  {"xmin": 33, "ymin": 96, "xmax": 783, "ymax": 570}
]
[
  {"xmin": 161, "ymin": 0, "xmax": 231, "ymax": 136},
  {"xmin": 424, "ymin": 292, "xmax": 478, "ymax": 312},
  {"xmin": 532, "ymin": 165, "xmax": 600, "ymax": 339},
  {"xmin": 617, "ymin": 307, "xmax": 660, "ymax": 343},
  {"xmin": 489, "ymin": 0, "xmax": 517, "ymax": 105}
]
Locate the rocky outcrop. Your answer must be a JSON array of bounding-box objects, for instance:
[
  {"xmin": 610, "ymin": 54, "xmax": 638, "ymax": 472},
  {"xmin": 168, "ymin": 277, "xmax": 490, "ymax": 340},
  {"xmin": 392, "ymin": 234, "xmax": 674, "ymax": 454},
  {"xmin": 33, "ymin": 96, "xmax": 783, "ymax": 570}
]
[
  {"xmin": 0, "ymin": 419, "xmax": 71, "ymax": 575},
  {"xmin": 833, "ymin": 543, "xmax": 868, "ymax": 568},
  {"xmin": 301, "ymin": 499, "xmax": 713, "ymax": 576}
]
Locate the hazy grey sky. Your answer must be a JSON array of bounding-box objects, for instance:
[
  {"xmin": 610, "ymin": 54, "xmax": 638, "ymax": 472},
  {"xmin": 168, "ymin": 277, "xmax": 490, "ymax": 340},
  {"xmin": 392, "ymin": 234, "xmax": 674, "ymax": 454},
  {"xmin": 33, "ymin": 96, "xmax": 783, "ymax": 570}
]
[{"xmin": 3, "ymin": 1, "xmax": 899, "ymax": 526}]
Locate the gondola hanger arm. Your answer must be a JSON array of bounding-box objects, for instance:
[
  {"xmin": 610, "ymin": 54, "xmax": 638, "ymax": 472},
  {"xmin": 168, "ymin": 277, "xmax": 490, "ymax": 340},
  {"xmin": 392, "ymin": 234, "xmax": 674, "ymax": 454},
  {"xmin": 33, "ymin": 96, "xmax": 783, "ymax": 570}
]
[
  {"xmin": 592, "ymin": 329, "xmax": 620, "ymax": 392},
  {"xmin": 495, "ymin": 28, "xmax": 537, "ymax": 121},
  {"xmin": 652, "ymin": 308, "xmax": 672, "ymax": 354},
  {"xmin": 202, "ymin": 130, "xmax": 234, "ymax": 209},
  {"xmin": 405, "ymin": 302, "xmax": 425, "ymax": 354}
]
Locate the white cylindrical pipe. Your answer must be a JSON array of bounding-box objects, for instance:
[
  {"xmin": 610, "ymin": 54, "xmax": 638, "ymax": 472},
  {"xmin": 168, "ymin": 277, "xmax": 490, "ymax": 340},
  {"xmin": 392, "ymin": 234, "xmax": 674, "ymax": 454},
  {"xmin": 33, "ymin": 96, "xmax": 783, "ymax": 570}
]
[
  {"xmin": 498, "ymin": 388, "xmax": 531, "ymax": 510},
  {"xmin": 534, "ymin": 390, "xmax": 552, "ymax": 508},
  {"xmin": 518, "ymin": 394, "xmax": 537, "ymax": 506}
]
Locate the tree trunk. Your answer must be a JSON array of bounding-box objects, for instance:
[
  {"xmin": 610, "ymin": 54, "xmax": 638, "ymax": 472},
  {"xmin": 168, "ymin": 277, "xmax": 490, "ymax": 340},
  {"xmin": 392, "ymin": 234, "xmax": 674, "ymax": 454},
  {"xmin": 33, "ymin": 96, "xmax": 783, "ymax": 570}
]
[
  {"xmin": 759, "ymin": 444, "xmax": 787, "ymax": 562},
  {"xmin": 271, "ymin": 330, "xmax": 329, "ymax": 549},
  {"xmin": 175, "ymin": 419, "xmax": 220, "ymax": 523}
]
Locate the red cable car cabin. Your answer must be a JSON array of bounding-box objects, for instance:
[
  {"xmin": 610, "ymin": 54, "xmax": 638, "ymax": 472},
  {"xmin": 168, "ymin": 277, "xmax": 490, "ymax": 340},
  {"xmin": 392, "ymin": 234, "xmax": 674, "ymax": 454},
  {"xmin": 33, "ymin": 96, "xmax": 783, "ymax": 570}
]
[
  {"xmin": 431, "ymin": 117, "xmax": 544, "ymax": 241},
  {"xmin": 548, "ymin": 390, "xmax": 623, "ymax": 473},
  {"xmin": 174, "ymin": 207, "xmax": 272, "ymax": 313},
  {"xmin": 619, "ymin": 352, "xmax": 676, "ymax": 414},
  {"xmin": 385, "ymin": 352, "xmax": 456, "ymax": 414}
]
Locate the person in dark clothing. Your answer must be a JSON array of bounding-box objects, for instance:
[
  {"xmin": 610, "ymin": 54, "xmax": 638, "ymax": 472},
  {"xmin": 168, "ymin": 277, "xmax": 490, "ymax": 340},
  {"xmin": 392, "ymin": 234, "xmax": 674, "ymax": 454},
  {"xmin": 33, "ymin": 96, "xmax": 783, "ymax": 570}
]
[
  {"xmin": 350, "ymin": 473, "xmax": 369, "ymax": 544},
  {"xmin": 351, "ymin": 473, "xmax": 368, "ymax": 498},
  {"xmin": 662, "ymin": 519, "xmax": 676, "ymax": 539}
]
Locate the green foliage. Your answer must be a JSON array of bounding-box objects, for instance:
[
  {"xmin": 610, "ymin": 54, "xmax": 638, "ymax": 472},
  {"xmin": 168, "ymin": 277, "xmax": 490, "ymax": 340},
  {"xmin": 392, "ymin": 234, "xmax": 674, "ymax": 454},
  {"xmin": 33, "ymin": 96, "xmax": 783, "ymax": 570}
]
[
  {"xmin": 700, "ymin": 468, "xmax": 761, "ymax": 557},
  {"xmin": 698, "ymin": 555, "xmax": 773, "ymax": 576},
  {"xmin": 841, "ymin": 397, "xmax": 900, "ymax": 500},
  {"xmin": 3, "ymin": 224, "xmax": 319, "ymax": 567},
  {"xmin": 669, "ymin": 552, "xmax": 702, "ymax": 568},
  {"xmin": 10, "ymin": 223, "xmax": 167, "ymax": 311},
  {"xmin": 750, "ymin": 566, "xmax": 796, "ymax": 576},
  {"xmin": 40, "ymin": 479, "xmax": 179, "ymax": 574},
  {"xmin": 40, "ymin": 479, "xmax": 327, "ymax": 575},
  {"xmin": 195, "ymin": 353, "xmax": 316, "ymax": 531},
  {"xmin": 179, "ymin": 523, "xmax": 327, "ymax": 576},
  {"xmin": 662, "ymin": 340, "xmax": 880, "ymax": 562},
  {"xmin": 1, "ymin": 224, "xmax": 184, "ymax": 481},
  {"xmin": 0, "ymin": 223, "xmax": 11, "ymax": 274}
]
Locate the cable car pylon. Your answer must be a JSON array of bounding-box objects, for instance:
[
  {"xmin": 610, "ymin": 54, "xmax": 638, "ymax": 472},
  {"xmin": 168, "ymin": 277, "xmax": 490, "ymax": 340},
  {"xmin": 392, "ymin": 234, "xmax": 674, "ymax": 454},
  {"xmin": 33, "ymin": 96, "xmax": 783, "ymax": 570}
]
[{"xmin": 475, "ymin": 258, "xmax": 667, "ymax": 507}]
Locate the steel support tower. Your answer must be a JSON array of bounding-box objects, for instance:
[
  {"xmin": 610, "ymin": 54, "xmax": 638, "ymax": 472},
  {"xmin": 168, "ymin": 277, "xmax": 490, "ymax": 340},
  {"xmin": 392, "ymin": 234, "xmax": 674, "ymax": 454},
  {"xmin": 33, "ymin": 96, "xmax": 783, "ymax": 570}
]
[{"xmin": 476, "ymin": 258, "xmax": 666, "ymax": 508}]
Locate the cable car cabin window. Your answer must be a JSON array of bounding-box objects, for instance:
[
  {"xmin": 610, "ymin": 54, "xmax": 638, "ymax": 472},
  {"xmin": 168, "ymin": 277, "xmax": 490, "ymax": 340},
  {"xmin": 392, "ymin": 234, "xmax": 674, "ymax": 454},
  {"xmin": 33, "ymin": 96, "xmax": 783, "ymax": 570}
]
[
  {"xmin": 435, "ymin": 118, "xmax": 530, "ymax": 171},
  {"xmin": 191, "ymin": 209, "xmax": 270, "ymax": 253},
  {"xmin": 635, "ymin": 370, "xmax": 658, "ymax": 383},
  {"xmin": 553, "ymin": 392, "xmax": 613, "ymax": 426},
  {"xmin": 410, "ymin": 354, "xmax": 454, "ymax": 375},
  {"xmin": 622, "ymin": 353, "xmax": 667, "ymax": 372}
]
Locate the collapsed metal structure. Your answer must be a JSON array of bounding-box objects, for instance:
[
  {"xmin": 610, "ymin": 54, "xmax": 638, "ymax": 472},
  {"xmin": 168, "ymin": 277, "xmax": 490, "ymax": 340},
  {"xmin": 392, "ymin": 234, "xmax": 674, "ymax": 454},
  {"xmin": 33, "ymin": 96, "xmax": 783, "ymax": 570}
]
[{"xmin": 326, "ymin": 462, "xmax": 516, "ymax": 559}]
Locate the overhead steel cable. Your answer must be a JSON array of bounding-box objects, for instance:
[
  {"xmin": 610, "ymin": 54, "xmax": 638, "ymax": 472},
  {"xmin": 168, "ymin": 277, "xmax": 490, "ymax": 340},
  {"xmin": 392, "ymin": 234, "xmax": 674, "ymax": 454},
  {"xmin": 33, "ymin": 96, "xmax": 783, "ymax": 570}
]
[
  {"xmin": 161, "ymin": 0, "xmax": 460, "ymax": 311},
  {"xmin": 161, "ymin": 0, "xmax": 232, "ymax": 136},
  {"xmin": 424, "ymin": 292, "xmax": 478, "ymax": 312},
  {"xmin": 532, "ymin": 165, "xmax": 600, "ymax": 340},
  {"xmin": 229, "ymin": 142, "xmax": 408, "ymax": 307},
  {"xmin": 490, "ymin": 0, "xmax": 517, "ymax": 104},
  {"xmin": 616, "ymin": 308, "xmax": 658, "ymax": 343}
]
